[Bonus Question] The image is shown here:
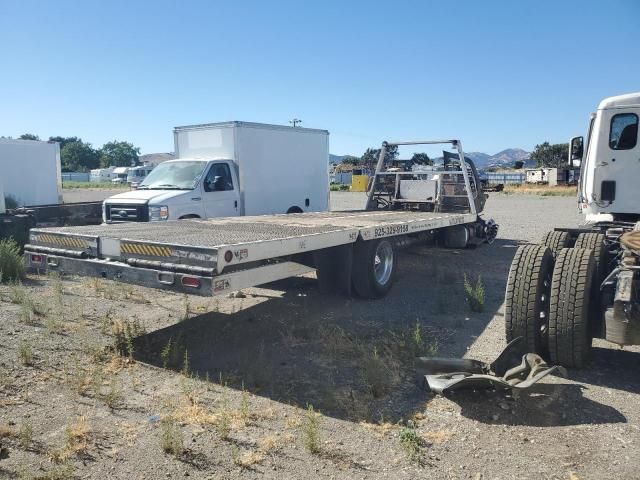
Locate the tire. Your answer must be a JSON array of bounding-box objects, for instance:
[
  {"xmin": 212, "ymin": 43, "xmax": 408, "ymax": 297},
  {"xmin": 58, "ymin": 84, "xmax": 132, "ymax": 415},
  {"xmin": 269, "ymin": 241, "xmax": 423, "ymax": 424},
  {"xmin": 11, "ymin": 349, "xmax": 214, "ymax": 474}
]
[
  {"xmin": 548, "ymin": 248, "xmax": 595, "ymax": 368},
  {"xmin": 541, "ymin": 230, "xmax": 570, "ymax": 256},
  {"xmin": 286, "ymin": 206, "xmax": 303, "ymax": 214},
  {"xmin": 444, "ymin": 225, "xmax": 469, "ymax": 249},
  {"xmin": 352, "ymin": 239, "xmax": 396, "ymax": 299},
  {"xmin": 574, "ymin": 233, "xmax": 607, "ymax": 283},
  {"xmin": 574, "ymin": 232, "xmax": 608, "ymax": 338},
  {"xmin": 504, "ymin": 244, "xmax": 554, "ymax": 355}
]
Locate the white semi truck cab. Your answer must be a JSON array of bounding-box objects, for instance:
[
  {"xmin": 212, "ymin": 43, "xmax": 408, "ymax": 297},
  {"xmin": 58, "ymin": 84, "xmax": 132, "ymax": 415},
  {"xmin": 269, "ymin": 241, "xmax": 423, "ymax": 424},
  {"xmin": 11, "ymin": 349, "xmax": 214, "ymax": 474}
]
[
  {"xmin": 103, "ymin": 122, "xmax": 329, "ymax": 223},
  {"xmin": 570, "ymin": 92, "xmax": 640, "ymax": 223},
  {"xmin": 505, "ymin": 92, "xmax": 640, "ymax": 369}
]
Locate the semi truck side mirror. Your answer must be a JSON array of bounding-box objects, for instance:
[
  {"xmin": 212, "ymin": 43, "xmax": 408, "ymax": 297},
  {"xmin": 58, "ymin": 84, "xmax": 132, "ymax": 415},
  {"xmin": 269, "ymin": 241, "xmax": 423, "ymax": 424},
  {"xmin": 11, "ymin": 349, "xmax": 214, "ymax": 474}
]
[{"xmin": 569, "ymin": 136, "xmax": 583, "ymax": 167}]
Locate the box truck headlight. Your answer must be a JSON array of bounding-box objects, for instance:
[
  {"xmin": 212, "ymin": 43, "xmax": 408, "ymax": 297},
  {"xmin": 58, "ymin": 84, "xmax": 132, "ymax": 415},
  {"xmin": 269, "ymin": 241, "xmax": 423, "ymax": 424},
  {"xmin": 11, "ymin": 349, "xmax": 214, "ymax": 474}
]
[{"xmin": 150, "ymin": 205, "xmax": 169, "ymax": 221}]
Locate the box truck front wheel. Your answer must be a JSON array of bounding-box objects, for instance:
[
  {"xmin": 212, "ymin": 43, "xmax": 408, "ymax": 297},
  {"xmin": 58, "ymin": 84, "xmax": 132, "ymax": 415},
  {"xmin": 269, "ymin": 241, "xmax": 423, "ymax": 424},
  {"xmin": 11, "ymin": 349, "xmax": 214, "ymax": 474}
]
[
  {"xmin": 352, "ymin": 239, "xmax": 396, "ymax": 299},
  {"xmin": 505, "ymin": 244, "xmax": 554, "ymax": 355}
]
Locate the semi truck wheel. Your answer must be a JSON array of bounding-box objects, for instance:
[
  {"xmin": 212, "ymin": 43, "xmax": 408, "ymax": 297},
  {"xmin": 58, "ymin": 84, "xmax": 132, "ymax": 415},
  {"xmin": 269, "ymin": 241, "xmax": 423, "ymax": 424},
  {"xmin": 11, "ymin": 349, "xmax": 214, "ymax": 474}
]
[
  {"xmin": 352, "ymin": 239, "xmax": 396, "ymax": 299},
  {"xmin": 541, "ymin": 230, "xmax": 570, "ymax": 257},
  {"xmin": 574, "ymin": 233, "xmax": 607, "ymax": 283},
  {"xmin": 548, "ymin": 248, "xmax": 595, "ymax": 368},
  {"xmin": 504, "ymin": 244, "xmax": 554, "ymax": 355},
  {"xmin": 574, "ymin": 232, "xmax": 608, "ymax": 338}
]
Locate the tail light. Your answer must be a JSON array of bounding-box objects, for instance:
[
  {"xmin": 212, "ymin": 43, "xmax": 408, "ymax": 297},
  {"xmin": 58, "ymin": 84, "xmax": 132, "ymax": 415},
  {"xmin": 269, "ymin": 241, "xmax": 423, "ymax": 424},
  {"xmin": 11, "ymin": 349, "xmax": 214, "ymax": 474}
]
[
  {"xmin": 30, "ymin": 254, "xmax": 44, "ymax": 264},
  {"xmin": 181, "ymin": 276, "xmax": 201, "ymax": 289}
]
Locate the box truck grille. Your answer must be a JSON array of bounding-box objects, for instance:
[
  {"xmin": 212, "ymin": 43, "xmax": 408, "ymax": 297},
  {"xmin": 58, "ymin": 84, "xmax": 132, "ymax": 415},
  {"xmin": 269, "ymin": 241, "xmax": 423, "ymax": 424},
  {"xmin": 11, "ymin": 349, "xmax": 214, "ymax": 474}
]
[{"xmin": 106, "ymin": 204, "xmax": 149, "ymax": 222}]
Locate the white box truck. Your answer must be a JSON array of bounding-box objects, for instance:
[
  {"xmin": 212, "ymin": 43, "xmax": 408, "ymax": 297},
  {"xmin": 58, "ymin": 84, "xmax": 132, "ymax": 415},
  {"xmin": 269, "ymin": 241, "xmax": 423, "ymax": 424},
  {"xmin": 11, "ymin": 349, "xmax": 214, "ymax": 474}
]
[
  {"xmin": 0, "ymin": 138, "xmax": 62, "ymax": 206},
  {"xmin": 102, "ymin": 122, "xmax": 329, "ymax": 223}
]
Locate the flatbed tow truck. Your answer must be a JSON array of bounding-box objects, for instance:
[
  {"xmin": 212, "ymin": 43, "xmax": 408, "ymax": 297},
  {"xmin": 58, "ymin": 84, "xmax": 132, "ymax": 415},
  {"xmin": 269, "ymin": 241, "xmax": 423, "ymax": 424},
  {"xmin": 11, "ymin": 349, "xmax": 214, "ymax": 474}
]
[{"xmin": 24, "ymin": 140, "xmax": 497, "ymax": 299}]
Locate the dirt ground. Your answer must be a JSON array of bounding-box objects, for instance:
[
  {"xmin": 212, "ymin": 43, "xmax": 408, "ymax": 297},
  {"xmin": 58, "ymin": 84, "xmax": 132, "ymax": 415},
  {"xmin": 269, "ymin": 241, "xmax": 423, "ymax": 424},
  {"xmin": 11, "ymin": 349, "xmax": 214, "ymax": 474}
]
[
  {"xmin": 1, "ymin": 193, "xmax": 639, "ymax": 480},
  {"xmin": 62, "ymin": 188, "xmax": 128, "ymax": 204}
]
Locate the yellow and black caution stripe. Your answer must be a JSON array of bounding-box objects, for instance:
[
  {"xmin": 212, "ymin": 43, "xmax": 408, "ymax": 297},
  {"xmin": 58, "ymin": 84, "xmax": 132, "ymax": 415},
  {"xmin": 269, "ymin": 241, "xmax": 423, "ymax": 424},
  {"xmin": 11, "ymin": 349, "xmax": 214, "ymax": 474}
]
[
  {"xmin": 121, "ymin": 242, "xmax": 172, "ymax": 257},
  {"xmin": 33, "ymin": 234, "xmax": 89, "ymax": 249}
]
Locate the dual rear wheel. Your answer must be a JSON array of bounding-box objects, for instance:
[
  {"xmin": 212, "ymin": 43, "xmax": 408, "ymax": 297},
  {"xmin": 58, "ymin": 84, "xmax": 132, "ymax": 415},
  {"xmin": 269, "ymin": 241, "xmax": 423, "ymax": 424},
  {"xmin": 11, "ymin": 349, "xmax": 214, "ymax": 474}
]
[
  {"xmin": 352, "ymin": 238, "xmax": 396, "ymax": 299},
  {"xmin": 505, "ymin": 232, "xmax": 604, "ymax": 368}
]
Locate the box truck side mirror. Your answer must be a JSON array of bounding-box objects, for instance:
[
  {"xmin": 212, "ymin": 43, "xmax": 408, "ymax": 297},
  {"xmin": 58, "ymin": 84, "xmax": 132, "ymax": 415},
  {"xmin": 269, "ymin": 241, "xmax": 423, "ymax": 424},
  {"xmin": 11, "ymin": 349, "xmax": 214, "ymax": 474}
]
[{"xmin": 569, "ymin": 136, "xmax": 583, "ymax": 168}]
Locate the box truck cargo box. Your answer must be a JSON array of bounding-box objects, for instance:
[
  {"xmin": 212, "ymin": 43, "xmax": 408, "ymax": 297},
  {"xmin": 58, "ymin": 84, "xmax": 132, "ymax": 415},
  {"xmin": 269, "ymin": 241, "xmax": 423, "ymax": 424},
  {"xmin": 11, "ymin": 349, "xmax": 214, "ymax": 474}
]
[{"xmin": 0, "ymin": 139, "xmax": 62, "ymax": 206}]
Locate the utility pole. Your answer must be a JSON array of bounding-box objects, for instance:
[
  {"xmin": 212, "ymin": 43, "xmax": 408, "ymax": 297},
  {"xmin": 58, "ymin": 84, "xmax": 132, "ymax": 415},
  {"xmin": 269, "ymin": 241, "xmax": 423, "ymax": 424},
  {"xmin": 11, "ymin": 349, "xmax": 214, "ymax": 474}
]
[{"xmin": 289, "ymin": 118, "xmax": 302, "ymax": 128}]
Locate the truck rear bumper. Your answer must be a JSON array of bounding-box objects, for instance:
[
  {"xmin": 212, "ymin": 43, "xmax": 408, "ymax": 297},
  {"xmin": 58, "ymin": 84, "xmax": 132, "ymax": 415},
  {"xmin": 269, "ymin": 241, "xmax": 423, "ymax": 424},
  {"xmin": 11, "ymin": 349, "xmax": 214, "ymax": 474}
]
[
  {"xmin": 25, "ymin": 252, "xmax": 213, "ymax": 296},
  {"xmin": 24, "ymin": 251, "xmax": 314, "ymax": 298}
]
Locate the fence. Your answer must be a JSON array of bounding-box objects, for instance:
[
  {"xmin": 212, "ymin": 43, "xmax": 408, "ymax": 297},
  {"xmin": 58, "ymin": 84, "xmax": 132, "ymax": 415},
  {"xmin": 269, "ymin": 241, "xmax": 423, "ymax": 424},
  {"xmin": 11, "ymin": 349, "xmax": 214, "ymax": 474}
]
[
  {"xmin": 61, "ymin": 172, "xmax": 90, "ymax": 182},
  {"xmin": 331, "ymin": 172, "xmax": 353, "ymax": 185},
  {"xmin": 486, "ymin": 172, "xmax": 526, "ymax": 185}
]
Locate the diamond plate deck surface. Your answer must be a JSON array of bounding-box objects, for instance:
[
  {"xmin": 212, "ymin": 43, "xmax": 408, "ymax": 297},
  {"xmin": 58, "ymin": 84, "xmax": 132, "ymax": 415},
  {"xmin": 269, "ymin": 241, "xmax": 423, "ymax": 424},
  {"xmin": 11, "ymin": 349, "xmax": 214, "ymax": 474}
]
[{"xmin": 36, "ymin": 210, "xmax": 465, "ymax": 249}]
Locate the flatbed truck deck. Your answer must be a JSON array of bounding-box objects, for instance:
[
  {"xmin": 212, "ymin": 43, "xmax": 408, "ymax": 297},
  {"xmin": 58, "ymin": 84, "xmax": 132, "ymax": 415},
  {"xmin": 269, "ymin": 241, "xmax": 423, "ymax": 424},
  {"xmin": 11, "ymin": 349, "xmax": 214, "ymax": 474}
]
[{"xmin": 24, "ymin": 139, "xmax": 498, "ymax": 299}]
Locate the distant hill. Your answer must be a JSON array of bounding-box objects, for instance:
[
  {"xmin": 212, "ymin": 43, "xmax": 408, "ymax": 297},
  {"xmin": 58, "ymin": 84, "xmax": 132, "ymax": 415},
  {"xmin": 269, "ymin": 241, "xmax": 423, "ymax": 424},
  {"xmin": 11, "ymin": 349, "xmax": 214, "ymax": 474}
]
[
  {"xmin": 330, "ymin": 148, "xmax": 532, "ymax": 169},
  {"xmin": 329, "ymin": 154, "xmax": 345, "ymax": 164},
  {"xmin": 465, "ymin": 152, "xmax": 491, "ymax": 165},
  {"xmin": 139, "ymin": 152, "xmax": 175, "ymax": 166},
  {"xmin": 466, "ymin": 148, "xmax": 530, "ymax": 168}
]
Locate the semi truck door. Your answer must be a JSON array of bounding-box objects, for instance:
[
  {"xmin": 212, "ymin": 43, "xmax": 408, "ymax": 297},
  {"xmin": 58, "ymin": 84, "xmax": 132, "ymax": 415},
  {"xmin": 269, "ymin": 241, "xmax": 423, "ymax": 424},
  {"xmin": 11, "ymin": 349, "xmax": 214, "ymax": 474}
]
[
  {"xmin": 599, "ymin": 112, "xmax": 639, "ymax": 211},
  {"xmin": 202, "ymin": 162, "xmax": 240, "ymax": 218}
]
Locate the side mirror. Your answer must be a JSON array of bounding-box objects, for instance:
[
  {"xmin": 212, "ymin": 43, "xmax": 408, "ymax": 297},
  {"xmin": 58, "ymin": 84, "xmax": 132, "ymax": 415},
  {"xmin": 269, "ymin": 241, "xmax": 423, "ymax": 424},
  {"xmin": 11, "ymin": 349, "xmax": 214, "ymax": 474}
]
[{"xmin": 569, "ymin": 136, "xmax": 583, "ymax": 168}]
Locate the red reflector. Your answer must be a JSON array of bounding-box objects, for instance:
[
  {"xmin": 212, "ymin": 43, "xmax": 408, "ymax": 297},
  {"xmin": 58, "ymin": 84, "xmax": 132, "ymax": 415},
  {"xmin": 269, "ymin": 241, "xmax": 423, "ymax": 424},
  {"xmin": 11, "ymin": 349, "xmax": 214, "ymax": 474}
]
[
  {"xmin": 31, "ymin": 254, "xmax": 43, "ymax": 263},
  {"xmin": 181, "ymin": 276, "xmax": 201, "ymax": 288}
]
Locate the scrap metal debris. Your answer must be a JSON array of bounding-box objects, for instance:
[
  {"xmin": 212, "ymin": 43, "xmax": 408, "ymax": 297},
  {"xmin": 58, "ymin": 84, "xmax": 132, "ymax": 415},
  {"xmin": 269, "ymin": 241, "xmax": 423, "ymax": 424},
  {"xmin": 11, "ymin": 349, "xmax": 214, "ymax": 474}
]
[{"xmin": 418, "ymin": 337, "xmax": 566, "ymax": 394}]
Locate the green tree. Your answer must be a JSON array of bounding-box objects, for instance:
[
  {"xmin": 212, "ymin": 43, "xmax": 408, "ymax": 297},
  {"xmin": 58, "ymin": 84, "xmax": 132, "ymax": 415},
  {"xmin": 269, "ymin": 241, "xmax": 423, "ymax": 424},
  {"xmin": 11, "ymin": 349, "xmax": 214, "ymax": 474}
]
[
  {"xmin": 513, "ymin": 160, "xmax": 524, "ymax": 169},
  {"xmin": 361, "ymin": 145, "xmax": 399, "ymax": 170},
  {"xmin": 19, "ymin": 133, "xmax": 39, "ymax": 141},
  {"xmin": 61, "ymin": 140, "xmax": 100, "ymax": 172},
  {"xmin": 530, "ymin": 142, "xmax": 569, "ymax": 168},
  {"xmin": 49, "ymin": 136, "xmax": 80, "ymax": 151},
  {"xmin": 100, "ymin": 141, "xmax": 140, "ymax": 167},
  {"xmin": 341, "ymin": 155, "xmax": 362, "ymax": 165},
  {"xmin": 411, "ymin": 152, "xmax": 432, "ymax": 165}
]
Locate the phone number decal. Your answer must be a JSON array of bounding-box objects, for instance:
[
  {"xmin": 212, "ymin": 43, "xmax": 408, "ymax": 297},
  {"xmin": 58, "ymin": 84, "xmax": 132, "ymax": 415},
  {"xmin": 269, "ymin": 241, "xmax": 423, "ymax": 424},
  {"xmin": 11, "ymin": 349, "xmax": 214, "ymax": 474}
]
[{"xmin": 374, "ymin": 224, "xmax": 409, "ymax": 238}]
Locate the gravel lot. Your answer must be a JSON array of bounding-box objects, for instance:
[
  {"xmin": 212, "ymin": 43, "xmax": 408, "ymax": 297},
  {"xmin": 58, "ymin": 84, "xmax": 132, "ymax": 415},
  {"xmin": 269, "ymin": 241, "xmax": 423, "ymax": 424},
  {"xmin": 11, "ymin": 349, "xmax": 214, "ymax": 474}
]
[
  {"xmin": 1, "ymin": 192, "xmax": 638, "ymax": 480},
  {"xmin": 62, "ymin": 188, "xmax": 128, "ymax": 204}
]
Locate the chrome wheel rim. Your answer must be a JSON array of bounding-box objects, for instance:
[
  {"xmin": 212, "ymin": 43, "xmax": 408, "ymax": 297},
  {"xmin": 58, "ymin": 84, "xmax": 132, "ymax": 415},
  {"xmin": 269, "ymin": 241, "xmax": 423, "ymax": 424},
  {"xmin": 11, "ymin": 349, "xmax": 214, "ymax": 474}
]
[{"xmin": 374, "ymin": 242, "xmax": 394, "ymax": 285}]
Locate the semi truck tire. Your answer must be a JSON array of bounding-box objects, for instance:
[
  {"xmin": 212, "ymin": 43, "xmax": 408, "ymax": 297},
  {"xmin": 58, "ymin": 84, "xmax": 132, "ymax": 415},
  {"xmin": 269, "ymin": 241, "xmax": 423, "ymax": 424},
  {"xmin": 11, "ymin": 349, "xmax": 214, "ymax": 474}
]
[
  {"xmin": 504, "ymin": 244, "xmax": 554, "ymax": 354},
  {"xmin": 574, "ymin": 233, "xmax": 607, "ymax": 283},
  {"xmin": 352, "ymin": 239, "xmax": 396, "ymax": 299},
  {"xmin": 548, "ymin": 248, "xmax": 595, "ymax": 368},
  {"xmin": 541, "ymin": 230, "xmax": 570, "ymax": 257}
]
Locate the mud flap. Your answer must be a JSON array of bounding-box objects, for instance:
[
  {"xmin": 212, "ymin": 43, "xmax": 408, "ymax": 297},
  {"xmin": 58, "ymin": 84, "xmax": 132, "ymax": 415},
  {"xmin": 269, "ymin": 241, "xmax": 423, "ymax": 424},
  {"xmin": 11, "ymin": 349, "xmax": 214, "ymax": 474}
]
[{"xmin": 314, "ymin": 244, "xmax": 353, "ymax": 296}]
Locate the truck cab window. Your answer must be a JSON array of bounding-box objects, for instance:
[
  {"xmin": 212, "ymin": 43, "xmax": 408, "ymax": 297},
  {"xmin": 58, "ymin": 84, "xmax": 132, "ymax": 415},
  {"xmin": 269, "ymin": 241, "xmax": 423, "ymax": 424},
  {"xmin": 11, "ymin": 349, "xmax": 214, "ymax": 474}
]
[
  {"xmin": 204, "ymin": 163, "xmax": 234, "ymax": 192},
  {"xmin": 609, "ymin": 113, "xmax": 638, "ymax": 150}
]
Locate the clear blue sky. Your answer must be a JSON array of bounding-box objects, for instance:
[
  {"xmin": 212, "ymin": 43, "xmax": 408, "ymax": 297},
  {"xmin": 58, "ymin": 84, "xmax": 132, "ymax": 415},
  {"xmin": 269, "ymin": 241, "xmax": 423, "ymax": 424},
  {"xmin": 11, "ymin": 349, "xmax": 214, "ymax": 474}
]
[{"xmin": 1, "ymin": 0, "xmax": 638, "ymax": 156}]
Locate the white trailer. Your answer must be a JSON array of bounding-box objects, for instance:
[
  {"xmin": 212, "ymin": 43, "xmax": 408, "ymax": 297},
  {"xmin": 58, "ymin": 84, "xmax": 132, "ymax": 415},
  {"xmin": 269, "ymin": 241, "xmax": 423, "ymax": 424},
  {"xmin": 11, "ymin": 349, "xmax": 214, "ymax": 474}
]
[
  {"xmin": 0, "ymin": 139, "xmax": 62, "ymax": 206},
  {"xmin": 103, "ymin": 122, "xmax": 329, "ymax": 222},
  {"xmin": 25, "ymin": 139, "xmax": 497, "ymax": 300},
  {"xmin": 127, "ymin": 165, "xmax": 155, "ymax": 188},
  {"xmin": 90, "ymin": 167, "xmax": 117, "ymax": 183},
  {"xmin": 111, "ymin": 167, "xmax": 130, "ymax": 185}
]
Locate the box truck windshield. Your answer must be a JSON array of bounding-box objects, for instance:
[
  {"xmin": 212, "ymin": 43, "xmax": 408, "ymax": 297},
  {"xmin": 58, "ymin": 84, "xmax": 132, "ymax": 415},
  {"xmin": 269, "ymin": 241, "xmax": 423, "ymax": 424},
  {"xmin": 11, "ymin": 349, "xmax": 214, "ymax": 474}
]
[{"xmin": 138, "ymin": 161, "xmax": 206, "ymax": 190}]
